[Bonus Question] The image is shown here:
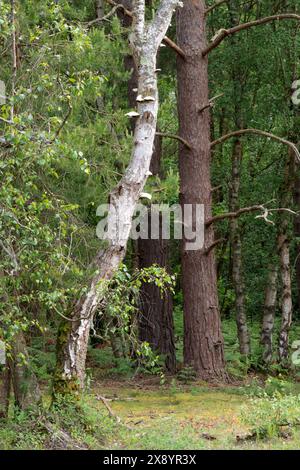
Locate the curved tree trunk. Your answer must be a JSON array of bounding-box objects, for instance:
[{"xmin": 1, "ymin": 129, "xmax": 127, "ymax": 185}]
[
  {"xmin": 53, "ymin": 0, "xmax": 181, "ymax": 395},
  {"xmin": 176, "ymin": 0, "xmax": 226, "ymax": 381}
]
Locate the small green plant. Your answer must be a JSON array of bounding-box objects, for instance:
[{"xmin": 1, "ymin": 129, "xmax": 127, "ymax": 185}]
[
  {"xmin": 241, "ymin": 393, "xmax": 300, "ymax": 439},
  {"xmin": 177, "ymin": 366, "xmax": 197, "ymax": 384}
]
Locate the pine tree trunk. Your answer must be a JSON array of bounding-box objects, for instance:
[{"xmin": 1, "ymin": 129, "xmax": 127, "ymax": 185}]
[
  {"xmin": 138, "ymin": 211, "xmax": 176, "ymax": 373},
  {"xmin": 261, "ymin": 264, "xmax": 278, "ymax": 364},
  {"xmin": 176, "ymin": 0, "xmax": 226, "ymax": 381}
]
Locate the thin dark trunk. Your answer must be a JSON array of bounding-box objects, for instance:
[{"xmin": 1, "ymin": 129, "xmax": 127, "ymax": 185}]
[
  {"xmin": 138, "ymin": 211, "xmax": 176, "ymax": 373},
  {"xmin": 176, "ymin": 0, "xmax": 226, "ymax": 381},
  {"xmin": 228, "ymin": 0, "xmax": 250, "ymax": 356},
  {"xmin": 0, "ymin": 364, "xmax": 11, "ymax": 419},
  {"xmin": 229, "ymin": 139, "xmax": 250, "ymax": 355},
  {"xmin": 10, "ymin": 332, "xmax": 41, "ymax": 410}
]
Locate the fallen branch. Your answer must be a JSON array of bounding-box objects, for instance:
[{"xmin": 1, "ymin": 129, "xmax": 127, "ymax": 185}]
[
  {"xmin": 211, "ymin": 128, "xmax": 300, "ymax": 163},
  {"xmin": 203, "ymin": 13, "xmax": 300, "ymax": 56},
  {"xmin": 96, "ymin": 395, "xmax": 121, "ymax": 423}
]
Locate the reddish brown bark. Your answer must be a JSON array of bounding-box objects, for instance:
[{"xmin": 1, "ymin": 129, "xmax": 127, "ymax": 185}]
[{"xmin": 176, "ymin": 0, "xmax": 226, "ymax": 381}]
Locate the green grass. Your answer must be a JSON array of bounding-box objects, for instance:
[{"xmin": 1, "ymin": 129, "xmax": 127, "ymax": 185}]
[{"xmin": 91, "ymin": 380, "xmax": 300, "ymax": 450}]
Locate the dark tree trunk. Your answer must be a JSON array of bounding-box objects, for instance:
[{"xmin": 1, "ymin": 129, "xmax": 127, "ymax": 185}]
[
  {"xmin": 229, "ymin": 139, "xmax": 250, "ymax": 355},
  {"xmin": 0, "ymin": 364, "xmax": 11, "ymax": 419},
  {"xmin": 138, "ymin": 213, "xmax": 176, "ymax": 373},
  {"xmin": 138, "ymin": 134, "xmax": 176, "ymax": 372},
  {"xmin": 228, "ymin": 0, "xmax": 250, "ymax": 356},
  {"xmin": 176, "ymin": 0, "xmax": 227, "ymax": 381},
  {"xmin": 10, "ymin": 331, "xmax": 41, "ymax": 410}
]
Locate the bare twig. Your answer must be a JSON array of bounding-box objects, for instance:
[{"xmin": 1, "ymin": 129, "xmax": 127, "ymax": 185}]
[
  {"xmin": 203, "ymin": 13, "xmax": 300, "ymax": 56},
  {"xmin": 0, "ymin": 239, "xmax": 19, "ymax": 275},
  {"xmin": 0, "ymin": 116, "xmax": 14, "ymax": 125},
  {"xmin": 86, "ymin": 5, "xmax": 123, "ymax": 26},
  {"xmin": 206, "ymin": 205, "xmax": 298, "ymax": 227},
  {"xmin": 198, "ymin": 93, "xmax": 224, "ymax": 113},
  {"xmin": 205, "ymin": 238, "xmax": 225, "ymax": 255},
  {"xmin": 205, "ymin": 0, "xmax": 229, "ymax": 15},
  {"xmin": 210, "ymin": 128, "xmax": 300, "ymax": 163}
]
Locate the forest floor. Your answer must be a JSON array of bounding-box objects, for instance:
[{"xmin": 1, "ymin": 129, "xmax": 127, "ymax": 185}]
[
  {"xmin": 88, "ymin": 376, "xmax": 300, "ymax": 450},
  {"xmin": 2, "ymin": 373, "xmax": 300, "ymax": 450}
]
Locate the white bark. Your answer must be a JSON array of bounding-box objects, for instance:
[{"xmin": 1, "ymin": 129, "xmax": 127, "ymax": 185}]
[
  {"xmin": 278, "ymin": 234, "xmax": 293, "ymax": 362},
  {"xmin": 261, "ymin": 264, "xmax": 278, "ymax": 364},
  {"xmin": 55, "ymin": 0, "xmax": 182, "ymax": 392}
]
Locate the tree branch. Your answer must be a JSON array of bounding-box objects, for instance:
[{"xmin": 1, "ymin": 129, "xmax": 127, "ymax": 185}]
[
  {"xmin": 132, "ymin": 0, "xmax": 145, "ymax": 44},
  {"xmin": 211, "ymin": 128, "xmax": 300, "ymax": 163},
  {"xmin": 198, "ymin": 93, "xmax": 224, "ymax": 113},
  {"xmin": 206, "ymin": 205, "xmax": 297, "ymax": 228},
  {"xmin": 156, "ymin": 131, "xmax": 192, "ymax": 149},
  {"xmin": 86, "ymin": 5, "xmax": 124, "ymax": 26},
  {"xmin": 105, "ymin": 0, "xmax": 185, "ymax": 58},
  {"xmin": 205, "ymin": 0, "xmax": 229, "ymax": 15},
  {"xmin": 203, "ymin": 13, "xmax": 300, "ymax": 56},
  {"xmin": 204, "ymin": 238, "xmax": 225, "ymax": 255},
  {"xmin": 147, "ymin": 0, "xmax": 182, "ymax": 51}
]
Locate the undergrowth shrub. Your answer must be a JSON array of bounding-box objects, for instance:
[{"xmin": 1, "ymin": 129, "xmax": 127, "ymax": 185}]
[{"xmin": 241, "ymin": 393, "xmax": 300, "ymax": 439}]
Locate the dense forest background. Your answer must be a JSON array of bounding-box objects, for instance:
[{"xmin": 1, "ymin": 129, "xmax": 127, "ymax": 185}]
[{"xmin": 2, "ymin": 0, "xmax": 300, "ymax": 450}]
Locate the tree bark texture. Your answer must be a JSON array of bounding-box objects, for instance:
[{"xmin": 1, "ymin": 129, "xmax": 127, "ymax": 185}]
[{"xmin": 176, "ymin": 0, "xmax": 226, "ymax": 381}]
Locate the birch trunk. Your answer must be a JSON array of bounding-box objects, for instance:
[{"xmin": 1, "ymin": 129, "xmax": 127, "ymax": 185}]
[
  {"xmin": 261, "ymin": 264, "xmax": 278, "ymax": 364},
  {"xmin": 54, "ymin": 0, "xmax": 181, "ymax": 394},
  {"xmin": 278, "ymin": 233, "xmax": 293, "ymax": 363},
  {"xmin": 277, "ymin": 154, "xmax": 295, "ymax": 363}
]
